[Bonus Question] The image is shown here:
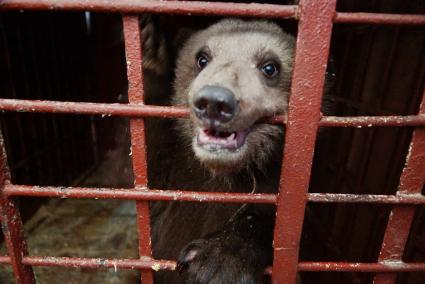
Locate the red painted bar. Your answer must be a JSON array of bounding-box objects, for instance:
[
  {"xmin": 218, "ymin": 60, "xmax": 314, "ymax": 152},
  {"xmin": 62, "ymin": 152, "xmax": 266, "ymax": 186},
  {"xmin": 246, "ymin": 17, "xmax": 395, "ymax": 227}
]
[
  {"xmin": 122, "ymin": 14, "xmax": 155, "ymax": 283},
  {"xmin": 0, "ymin": 135, "xmax": 35, "ymax": 283},
  {"xmin": 22, "ymin": 256, "xmax": 176, "ymax": 271},
  {"xmin": 319, "ymin": 115, "xmax": 425, "ymax": 127},
  {"xmin": 0, "ymin": 0, "xmax": 297, "ymax": 19},
  {"xmin": 123, "ymin": 16, "xmax": 153, "ymax": 284},
  {"xmin": 334, "ymin": 12, "xmax": 425, "ymax": 25},
  {"xmin": 374, "ymin": 91, "xmax": 425, "ymax": 284},
  {"xmin": 2, "ymin": 98, "xmax": 425, "ymax": 127},
  {"xmin": 0, "ymin": 255, "xmax": 11, "ymax": 264},
  {"xmin": 122, "ymin": 15, "xmax": 154, "ymax": 284},
  {"xmin": 298, "ymin": 262, "xmax": 425, "ymax": 272},
  {"xmin": 2, "ymin": 255, "xmax": 425, "ymax": 274},
  {"xmin": 3, "ymin": 184, "xmax": 277, "ymax": 204},
  {"xmin": 308, "ymin": 193, "xmax": 425, "ymax": 205},
  {"xmin": 0, "ymin": 98, "xmax": 189, "ymax": 119},
  {"xmin": 2, "ymin": 0, "xmax": 425, "ymax": 26},
  {"xmin": 272, "ymin": 0, "xmax": 337, "ymax": 283},
  {"xmin": 4, "ymin": 184, "xmax": 425, "ymax": 205}
]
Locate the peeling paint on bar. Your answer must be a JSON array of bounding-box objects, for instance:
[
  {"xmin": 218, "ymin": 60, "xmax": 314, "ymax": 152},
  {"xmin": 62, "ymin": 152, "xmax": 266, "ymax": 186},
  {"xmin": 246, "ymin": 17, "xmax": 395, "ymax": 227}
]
[
  {"xmin": 1, "ymin": 98, "xmax": 425, "ymax": 127},
  {"xmin": 374, "ymin": 91, "xmax": 425, "ymax": 284},
  {"xmin": 3, "ymin": 184, "xmax": 277, "ymax": 204},
  {"xmin": 2, "ymin": 256, "xmax": 425, "ymax": 274},
  {"xmin": 334, "ymin": 12, "xmax": 425, "ymax": 25},
  {"xmin": 0, "ymin": 0, "xmax": 298, "ymax": 19},
  {"xmin": 122, "ymin": 15, "xmax": 154, "ymax": 284},
  {"xmin": 0, "ymin": 0, "xmax": 424, "ymax": 282},
  {"xmin": 5, "ymin": 184, "xmax": 425, "ymax": 205}
]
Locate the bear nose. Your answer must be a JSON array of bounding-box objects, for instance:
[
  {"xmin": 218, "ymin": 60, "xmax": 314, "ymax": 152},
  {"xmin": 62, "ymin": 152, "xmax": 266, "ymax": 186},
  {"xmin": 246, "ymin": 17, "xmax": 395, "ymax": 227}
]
[{"xmin": 193, "ymin": 86, "xmax": 237, "ymax": 123}]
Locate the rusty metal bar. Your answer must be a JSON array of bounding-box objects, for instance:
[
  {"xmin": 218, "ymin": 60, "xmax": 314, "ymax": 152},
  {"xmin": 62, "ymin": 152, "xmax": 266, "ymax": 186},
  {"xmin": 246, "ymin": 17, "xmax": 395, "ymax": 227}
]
[
  {"xmin": 2, "ymin": 255, "xmax": 425, "ymax": 274},
  {"xmin": 271, "ymin": 0, "xmax": 337, "ymax": 283},
  {"xmin": 0, "ymin": 135, "xmax": 35, "ymax": 283},
  {"xmin": 334, "ymin": 12, "xmax": 425, "ymax": 25},
  {"xmin": 320, "ymin": 115, "xmax": 425, "ymax": 127},
  {"xmin": 4, "ymin": 184, "xmax": 425, "ymax": 205},
  {"xmin": 3, "ymin": 184, "xmax": 277, "ymax": 204},
  {"xmin": 373, "ymin": 91, "xmax": 425, "ymax": 284},
  {"xmin": 298, "ymin": 262, "xmax": 425, "ymax": 272},
  {"xmin": 0, "ymin": 255, "xmax": 11, "ymax": 264},
  {"xmin": 2, "ymin": 0, "xmax": 425, "ymax": 26},
  {"xmin": 0, "ymin": 0, "xmax": 297, "ymax": 19},
  {"xmin": 2, "ymin": 98, "xmax": 425, "ymax": 127},
  {"xmin": 0, "ymin": 98, "xmax": 189, "ymax": 119},
  {"xmin": 308, "ymin": 193, "xmax": 425, "ymax": 205},
  {"xmin": 122, "ymin": 15, "xmax": 154, "ymax": 284}
]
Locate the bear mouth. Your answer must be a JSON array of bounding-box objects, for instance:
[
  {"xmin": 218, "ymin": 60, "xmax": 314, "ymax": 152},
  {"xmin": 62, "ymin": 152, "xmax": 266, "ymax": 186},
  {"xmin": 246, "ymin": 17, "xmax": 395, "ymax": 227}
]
[{"xmin": 197, "ymin": 128, "xmax": 250, "ymax": 151}]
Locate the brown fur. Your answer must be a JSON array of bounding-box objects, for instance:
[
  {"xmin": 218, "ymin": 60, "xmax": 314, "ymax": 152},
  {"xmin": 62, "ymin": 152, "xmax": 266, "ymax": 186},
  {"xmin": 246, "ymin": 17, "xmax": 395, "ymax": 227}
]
[
  {"xmin": 173, "ymin": 19, "xmax": 295, "ymax": 174},
  {"xmin": 146, "ymin": 19, "xmax": 298, "ymax": 283}
]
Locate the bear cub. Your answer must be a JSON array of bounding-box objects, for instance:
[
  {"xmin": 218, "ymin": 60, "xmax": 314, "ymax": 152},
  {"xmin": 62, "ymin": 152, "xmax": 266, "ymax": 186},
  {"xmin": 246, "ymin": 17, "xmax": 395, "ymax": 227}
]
[{"xmin": 146, "ymin": 19, "xmax": 299, "ymax": 284}]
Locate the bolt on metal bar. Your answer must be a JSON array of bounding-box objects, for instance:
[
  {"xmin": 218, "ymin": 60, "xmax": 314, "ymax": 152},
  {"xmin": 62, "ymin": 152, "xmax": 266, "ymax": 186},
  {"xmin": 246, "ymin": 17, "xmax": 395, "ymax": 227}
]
[
  {"xmin": 373, "ymin": 90, "xmax": 425, "ymax": 284},
  {"xmin": 122, "ymin": 15, "xmax": 154, "ymax": 284},
  {"xmin": 271, "ymin": 0, "xmax": 337, "ymax": 283},
  {"xmin": 0, "ymin": 0, "xmax": 298, "ymax": 19},
  {"xmin": 0, "ymin": 134, "xmax": 35, "ymax": 283}
]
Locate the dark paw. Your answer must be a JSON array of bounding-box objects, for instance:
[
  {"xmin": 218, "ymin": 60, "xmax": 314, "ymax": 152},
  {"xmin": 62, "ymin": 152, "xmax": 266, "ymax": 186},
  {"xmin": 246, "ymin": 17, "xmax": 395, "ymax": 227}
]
[{"xmin": 177, "ymin": 233, "xmax": 266, "ymax": 284}]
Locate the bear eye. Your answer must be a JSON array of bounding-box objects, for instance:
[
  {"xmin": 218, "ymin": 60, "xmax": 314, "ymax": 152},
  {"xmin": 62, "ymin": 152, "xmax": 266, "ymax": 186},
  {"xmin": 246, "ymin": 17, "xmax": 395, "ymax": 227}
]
[
  {"xmin": 196, "ymin": 53, "xmax": 209, "ymax": 70},
  {"xmin": 261, "ymin": 62, "xmax": 280, "ymax": 78}
]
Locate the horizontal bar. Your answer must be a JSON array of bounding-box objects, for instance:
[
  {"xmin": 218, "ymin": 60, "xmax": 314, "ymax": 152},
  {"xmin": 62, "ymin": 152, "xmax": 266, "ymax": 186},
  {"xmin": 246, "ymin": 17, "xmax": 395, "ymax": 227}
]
[
  {"xmin": 334, "ymin": 12, "xmax": 425, "ymax": 25},
  {"xmin": 320, "ymin": 115, "xmax": 425, "ymax": 127},
  {"xmin": 1, "ymin": 256, "xmax": 424, "ymax": 273},
  {"xmin": 1, "ymin": 98, "xmax": 425, "ymax": 127},
  {"xmin": 2, "ymin": 1, "xmax": 425, "ymax": 26},
  {"xmin": 298, "ymin": 261, "xmax": 425, "ymax": 272},
  {"xmin": 3, "ymin": 184, "xmax": 277, "ymax": 204},
  {"xmin": 308, "ymin": 193, "xmax": 425, "ymax": 204},
  {"xmin": 5, "ymin": 184, "xmax": 425, "ymax": 205},
  {"xmin": 0, "ymin": 255, "xmax": 11, "ymax": 264},
  {"xmin": 0, "ymin": 0, "xmax": 297, "ymax": 19},
  {"xmin": 0, "ymin": 98, "xmax": 189, "ymax": 119}
]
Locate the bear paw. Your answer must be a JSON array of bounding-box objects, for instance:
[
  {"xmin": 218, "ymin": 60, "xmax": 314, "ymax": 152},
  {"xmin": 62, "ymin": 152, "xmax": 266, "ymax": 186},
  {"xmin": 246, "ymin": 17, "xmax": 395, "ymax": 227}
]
[{"xmin": 176, "ymin": 233, "xmax": 266, "ymax": 284}]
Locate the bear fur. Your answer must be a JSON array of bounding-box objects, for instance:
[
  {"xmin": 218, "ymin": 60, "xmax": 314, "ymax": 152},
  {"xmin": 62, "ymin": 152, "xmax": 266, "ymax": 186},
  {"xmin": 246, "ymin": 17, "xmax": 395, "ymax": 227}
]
[{"xmin": 143, "ymin": 18, "xmax": 324, "ymax": 283}]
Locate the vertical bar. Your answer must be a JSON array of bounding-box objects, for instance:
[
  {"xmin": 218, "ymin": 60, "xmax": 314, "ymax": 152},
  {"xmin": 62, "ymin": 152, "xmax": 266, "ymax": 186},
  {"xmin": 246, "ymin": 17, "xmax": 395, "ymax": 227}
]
[
  {"xmin": 373, "ymin": 91, "xmax": 425, "ymax": 284},
  {"xmin": 271, "ymin": 0, "xmax": 336, "ymax": 283},
  {"xmin": 122, "ymin": 15, "xmax": 154, "ymax": 284},
  {"xmin": 0, "ymin": 133, "xmax": 35, "ymax": 283}
]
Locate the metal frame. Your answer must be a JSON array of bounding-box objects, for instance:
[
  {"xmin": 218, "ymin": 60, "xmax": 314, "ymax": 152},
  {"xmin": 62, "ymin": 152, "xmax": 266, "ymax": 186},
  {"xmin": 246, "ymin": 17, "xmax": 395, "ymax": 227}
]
[{"xmin": 0, "ymin": 0, "xmax": 424, "ymax": 283}]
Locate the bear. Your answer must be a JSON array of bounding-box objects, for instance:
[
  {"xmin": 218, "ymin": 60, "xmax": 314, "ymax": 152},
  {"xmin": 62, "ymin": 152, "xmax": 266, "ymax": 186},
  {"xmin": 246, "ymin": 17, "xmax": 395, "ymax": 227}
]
[{"xmin": 143, "ymin": 18, "xmax": 332, "ymax": 283}]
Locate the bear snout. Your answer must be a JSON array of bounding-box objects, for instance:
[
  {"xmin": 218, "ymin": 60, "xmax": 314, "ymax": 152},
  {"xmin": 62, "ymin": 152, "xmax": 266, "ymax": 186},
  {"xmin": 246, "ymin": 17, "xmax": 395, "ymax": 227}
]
[{"xmin": 193, "ymin": 85, "xmax": 239, "ymax": 125}]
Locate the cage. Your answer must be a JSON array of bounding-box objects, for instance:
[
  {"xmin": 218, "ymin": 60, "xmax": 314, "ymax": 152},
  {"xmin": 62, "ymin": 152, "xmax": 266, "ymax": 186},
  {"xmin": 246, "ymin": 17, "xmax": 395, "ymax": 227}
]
[{"xmin": 0, "ymin": 0, "xmax": 424, "ymax": 284}]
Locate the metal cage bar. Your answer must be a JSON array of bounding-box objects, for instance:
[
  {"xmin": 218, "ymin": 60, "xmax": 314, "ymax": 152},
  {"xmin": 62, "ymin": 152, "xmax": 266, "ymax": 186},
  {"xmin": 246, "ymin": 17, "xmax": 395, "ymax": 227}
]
[
  {"xmin": 373, "ymin": 91, "xmax": 425, "ymax": 284},
  {"xmin": 0, "ymin": 135, "xmax": 35, "ymax": 283},
  {"xmin": 271, "ymin": 0, "xmax": 337, "ymax": 282},
  {"xmin": 122, "ymin": 15, "xmax": 154, "ymax": 284},
  {"xmin": 3, "ymin": 184, "xmax": 425, "ymax": 205},
  {"xmin": 0, "ymin": 1, "xmax": 424, "ymax": 284},
  {"xmin": 0, "ymin": 98, "xmax": 424, "ymax": 127}
]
